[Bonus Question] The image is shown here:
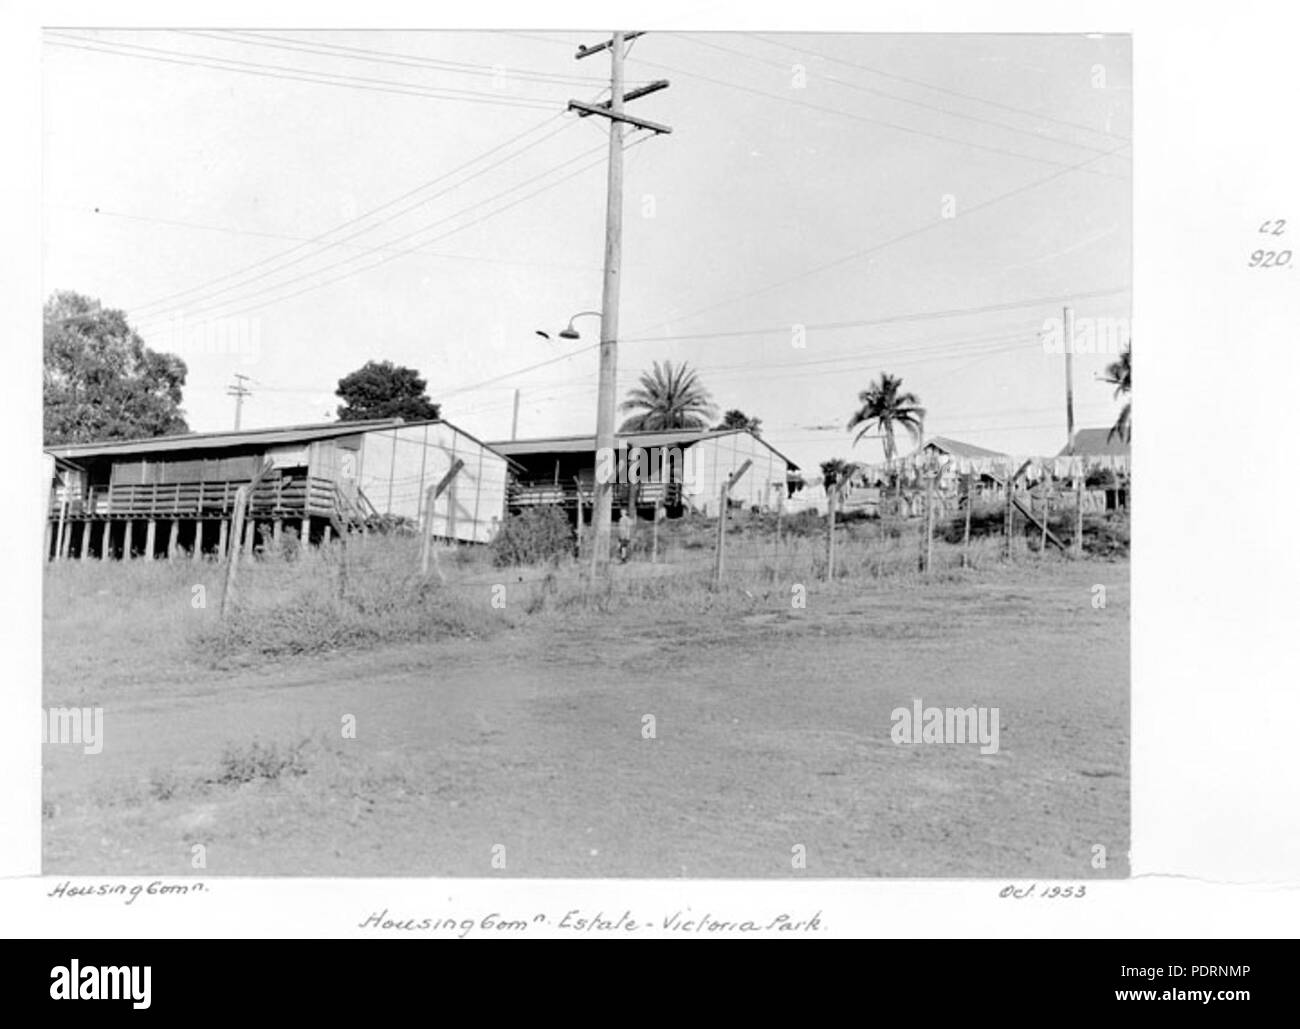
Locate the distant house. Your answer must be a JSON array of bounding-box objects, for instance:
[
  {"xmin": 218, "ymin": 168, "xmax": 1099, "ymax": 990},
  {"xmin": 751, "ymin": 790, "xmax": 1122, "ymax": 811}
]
[
  {"xmin": 489, "ymin": 427, "xmax": 800, "ymax": 518},
  {"xmin": 45, "ymin": 418, "xmax": 509, "ymax": 560},
  {"xmin": 917, "ymin": 435, "xmax": 1008, "ymax": 463},
  {"xmin": 1059, "ymin": 427, "xmax": 1130, "ymax": 461},
  {"xmin": 1059, "ymin": 427, "xmax": 1129, "ymax": 510}
]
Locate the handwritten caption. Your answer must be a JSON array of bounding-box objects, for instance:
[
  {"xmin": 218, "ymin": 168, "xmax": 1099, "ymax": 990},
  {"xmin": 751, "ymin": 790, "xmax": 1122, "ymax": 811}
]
[
  {"xmin": 358, "ymin": 907, "xmax": 823, "ymax": 937},
  {"xmin": 1249, "ymin": 218, "xmax": 1290, "ymax": 268},
  {"xmin": 998, "ymin": 883, "xmax": 1088, "ymax": 899},
  {"xmin": 47, "ymin": 880, "xmax": 208, "ymax": 905}
]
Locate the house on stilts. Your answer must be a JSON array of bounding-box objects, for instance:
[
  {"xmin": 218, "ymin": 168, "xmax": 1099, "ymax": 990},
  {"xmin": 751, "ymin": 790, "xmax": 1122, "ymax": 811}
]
[
  {"xmin": 44, "ymin": 418, "xmax": 509, "ymax": 561},
  {"xmin": 489, "ymin": 427, "xmax": 801, "ymax": 521}
]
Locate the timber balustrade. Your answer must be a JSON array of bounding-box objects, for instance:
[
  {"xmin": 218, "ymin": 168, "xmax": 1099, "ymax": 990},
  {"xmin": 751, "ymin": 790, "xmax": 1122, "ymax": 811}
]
[
  {"xmin": 507, "ymin": 478, "xmax": 682, "ymax": 510},
  {"xmin": 47, "ymin": 474, "xmax": 350, "ymax": 520}
]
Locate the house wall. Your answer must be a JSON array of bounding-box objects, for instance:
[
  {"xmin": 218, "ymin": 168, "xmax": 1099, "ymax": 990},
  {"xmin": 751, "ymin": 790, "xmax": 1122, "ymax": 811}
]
[
  {"xmin": 108, "ymin": 450, "xmax": 263, "ymax": 485},
  {"xmin": 681, "ymin": 432, "xmax": 785, "ymax": 515},
  {"xmin": 357, "ymin": 423, "xmax": 506, "ymax": 543}
]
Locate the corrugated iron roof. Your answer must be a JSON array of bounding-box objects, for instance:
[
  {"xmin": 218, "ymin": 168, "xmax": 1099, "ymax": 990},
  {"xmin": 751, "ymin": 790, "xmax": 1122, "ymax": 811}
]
[
  {"xmin": 1058, "ymin": 427, "xmax": 1130, "ymax": 457},
  {"xmin": 920, "ymin": 435, "xmax": 1008, "ymax": 460},
  {"xmin": 43, "ymin": 417, "xmax": 508, "ymax": 460},
  {"xmin": 488, "ymin": 427, "xmax": 800, "ymax": 469}
]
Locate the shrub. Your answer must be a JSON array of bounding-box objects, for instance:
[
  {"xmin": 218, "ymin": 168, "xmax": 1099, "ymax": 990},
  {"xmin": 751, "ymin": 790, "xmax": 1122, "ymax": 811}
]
[
  {"xmin": 490, "ymin": 506, "xmax": 573, "ymax": 567},
  {"xmin": 1082, "ymin": 512, "xmax": 1129, "ymax": 557},
  {"xmin": 781, "ymin": 509, "xmax": 826, "ymax": 538},
  {"xmin": 214, "ymin": 738, "xmax": 310, "ymax": 785}
]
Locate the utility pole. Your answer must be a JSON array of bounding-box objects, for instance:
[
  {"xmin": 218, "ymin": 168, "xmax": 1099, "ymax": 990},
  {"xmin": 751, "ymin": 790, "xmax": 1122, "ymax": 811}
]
[
  {"xmin": 570, "ymin": 32, "xmax": 671, "ymax": 575},
  {"xmin": 1063, "ymin": 305, "xmax": 1076, "ymax": 453},
  {"xmin": 1064, "ymin": 305, "xmax": 1082, "ymax": 558},
  {"xmin": 510, "ymin": 388, "xmax": 521, "ymax": 441},
  {"xmin": 227, "ymin": 373, "xmax": 252, "ymax": 430}
]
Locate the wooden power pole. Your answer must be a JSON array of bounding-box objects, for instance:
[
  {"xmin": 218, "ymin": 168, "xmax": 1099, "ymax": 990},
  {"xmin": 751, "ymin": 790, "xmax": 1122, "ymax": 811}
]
[
  {"xmin": 1064, "ymin": 304, "xmax": 1082, "ymax": 558},
  {"xmin": 1063, "ymin": 305, "xmax": 1076, "ymax": 452},
  {"xmin": 227, "ymin": 373, "xmax": 252, "ymax": 431},
  {"xmin": 570, "ymin": 32, "xmax": 670, "ymax": 575}
]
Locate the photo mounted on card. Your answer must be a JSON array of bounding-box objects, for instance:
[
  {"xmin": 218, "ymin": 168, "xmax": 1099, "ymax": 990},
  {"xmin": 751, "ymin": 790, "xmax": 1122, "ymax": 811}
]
[{"xmin": 41, "ymin": 28, "xmax": 1131, "ymax": 879}]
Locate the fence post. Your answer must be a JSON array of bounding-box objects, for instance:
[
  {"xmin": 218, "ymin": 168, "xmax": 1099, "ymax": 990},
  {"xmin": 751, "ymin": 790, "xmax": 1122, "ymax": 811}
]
[
  {"xmin": 713, "ymin": 460, "xmax": 753, "ymax": 586},
  {"xmin": 826, "ymin": 482, "xmax": 838, "ymax": 582},
  {"xmin": 1003, "ymin": 473, "xmax": 1013, "ymax": 561},
  {"xmin": 651, "ymin": 496, "xmax": 661, "ymax": 563},
  {"xmin": 420, "ymin": 482, "xmax": 437, "ymax": 578},
  {"xmin": 1040, "ymin": 483, "xmax": 1049, "ymax": 554},
  {"xmin": 1074, "ymin": 467, "xmax": 1085, "ymax": 558},
  {"xmin": 774, "ymin": 486, "xmax": 783, "ymax": 569},
  {"xmin": 56, "ymin": 500, "xmax": 70, "ymax": 561},
  {"xmin": 421, "ymin": 459, "xmax": 464, "ymax": 579},
  {"xmin": 220, "ymin": 486, "xmax": 249, "ymax": 619},
  {"xmin": 713, "ymin": 484, "xmax": 729, "ymax": 584},
  {"xmin": 924, "ymin": 466, "xmax": 935, "ymax": 574},
  {"xmin": 962, "ymin": 474, "xmax": 973, "ymax": 566},
  {"xmin": 627, "ymin": 480, "xmax": 639, "ymax": 553},
  {"xmin": 574, "ymin": 476, "xmax": 585, "ymax": 560}
]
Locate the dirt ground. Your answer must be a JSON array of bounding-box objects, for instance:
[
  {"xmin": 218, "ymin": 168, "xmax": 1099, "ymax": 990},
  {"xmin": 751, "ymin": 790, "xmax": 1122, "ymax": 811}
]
[{"xmin": 43, "ymin": 558, "xmax": 1129, "ymax": 878}]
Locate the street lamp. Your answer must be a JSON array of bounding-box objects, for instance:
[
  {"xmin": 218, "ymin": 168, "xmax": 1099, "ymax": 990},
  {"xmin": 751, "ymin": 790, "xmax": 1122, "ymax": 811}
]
[{"xmin": 535, "ymin": 310, "xmax": 602, "ymax": 341}]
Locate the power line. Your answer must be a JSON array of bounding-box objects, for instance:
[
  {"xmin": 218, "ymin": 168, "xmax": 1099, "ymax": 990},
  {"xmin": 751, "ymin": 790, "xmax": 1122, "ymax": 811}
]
[
  {"xmin": 198, "ymin": 29, "xmax": 638, "ymax": 87},
  {"xmin": 171, "ymin": 136, "xmax": 651, "ymax": 325},
  {"xmin": 744, "ymin": 32, "xmax": 1131, "ymax": 143},
  {"xmin": 430, "ymin": 288, "xmax": 1124, "ymax": 405},
  {"xmin": 140, "ymin": 139, "xmax": 611, "ymax": 324},
  {"xmin": 622, "ymin": 288, "xmax": 1129, "ymax": 345},
  {"xmin": 62, "ymin": 203, "xmax": 599, "ymax": 274},
  {"xmin": 134, "ymin": 119, "xmax": 585, "ymax": 323},
  {"xmin": 670, "ymin": 33, "xmax": 1125, "ymax": 158},
  {"xmin": 44, "ymin": 33, "xmax": 563, "ymax": 110},
  {"xmin": 126, "ymin": 112, "xmax": 568, "ymax": 315},
  {"xmin": 624, "ymin": 139, "xmax": 1130, "ymax": 340},
  {"xmin": 623, "ymin": 50, "xmax": 1130, "ymax": 180}
]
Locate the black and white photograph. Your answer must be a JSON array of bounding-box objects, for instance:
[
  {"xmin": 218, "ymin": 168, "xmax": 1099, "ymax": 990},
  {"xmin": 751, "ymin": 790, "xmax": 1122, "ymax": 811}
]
[
  {"xmin": 4, "ymin": 1, "xmax": 1298, "ymax": 958},
  {"xmin": 37, "ymin": 26, "xmax": 1132, "ymax": 880}
]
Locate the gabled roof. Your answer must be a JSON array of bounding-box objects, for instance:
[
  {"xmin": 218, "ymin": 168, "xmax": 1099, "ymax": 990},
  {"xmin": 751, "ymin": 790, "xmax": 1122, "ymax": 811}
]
[
  {"xmin": 488, "ymin": 427, "xmax": 800, "ymax": 469},
  {"xmin": 917, "ymin": 436, "xmax": 1007, "ymax": 460},
  {"xmin": 44, "ymin": 417, "xmax": 506, "ymax": 460},
  {"xmin": 1058, "ymin": 427, "xmax": 1129, "ymax": 458}
]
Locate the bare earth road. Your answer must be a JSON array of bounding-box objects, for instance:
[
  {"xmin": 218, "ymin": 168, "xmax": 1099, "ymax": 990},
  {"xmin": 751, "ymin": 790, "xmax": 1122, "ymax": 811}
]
[{"xmin": 44, "ymin": 561, "xmax": 1129, "ymax": 878}]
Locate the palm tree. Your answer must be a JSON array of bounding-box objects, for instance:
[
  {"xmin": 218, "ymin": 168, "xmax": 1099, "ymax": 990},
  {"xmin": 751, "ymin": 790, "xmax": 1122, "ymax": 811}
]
[
  {"xmin": 1102, "ymin": 343, "xmax": 1131, "ymax": 443},
  {"xmin": 847, "ymin": 372, "xmax": 926, "ymax": 461},
  {"xmin": 714, "ymin": 409, "xmax": 762, "ymax": 436},
  {"xmin": 619, "ymin": 360, "xmax": 718, "ymax": 432}
]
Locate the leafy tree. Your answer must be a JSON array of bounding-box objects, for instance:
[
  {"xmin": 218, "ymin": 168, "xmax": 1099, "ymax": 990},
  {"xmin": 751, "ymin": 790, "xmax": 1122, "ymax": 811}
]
[
  {"xmin": 43, "ymin": 291, "xmax": 189, "ymax": 445},
  {"xmin": 715, "ymin": 408, "xmax": 763, "ymax": 436},
  {"xmin": 1102, "ymin": 342, "xmax": 1131, "ymax": 443},
  {"xmin": 619, "ymin": 360, "xmax": 718, "ymax": 432},
  {"xmin": 846, "ymin": 372, "xmax": 926, "ymax": 460},
  {"xmin": 336, "ymin": 360, "xmax": 440, "ymax": 422},
  {"xmin": 820, "ymin": 458, "xmax": 851, "ymax": 487}
]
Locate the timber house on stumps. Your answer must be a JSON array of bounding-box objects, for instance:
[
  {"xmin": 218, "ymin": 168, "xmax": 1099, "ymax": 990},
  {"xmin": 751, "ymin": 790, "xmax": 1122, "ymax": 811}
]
[
  {"xmin": 44, "ymin": 418, "xmax": 510, "ymax": 561},
  {"xmin": 490, "ymin": 426, "xmax": 801, "ymax": 521}
]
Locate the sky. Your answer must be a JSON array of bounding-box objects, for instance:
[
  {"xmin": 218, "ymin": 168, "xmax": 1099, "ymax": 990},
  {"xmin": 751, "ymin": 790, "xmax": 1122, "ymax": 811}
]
[{"xmin": 42, "ymin": 29, "xmax": 1132, "ymax": 471}]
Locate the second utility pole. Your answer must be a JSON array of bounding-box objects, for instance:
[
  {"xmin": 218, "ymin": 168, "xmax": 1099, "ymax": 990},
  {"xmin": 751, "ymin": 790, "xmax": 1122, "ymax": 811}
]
[
  {"xmin": 570, "ymin": 31, "xmax": 670, "ymax": 575},
  {"xmin": 591, "ymin": 31, "xmax": 625, "ymax": 575}
]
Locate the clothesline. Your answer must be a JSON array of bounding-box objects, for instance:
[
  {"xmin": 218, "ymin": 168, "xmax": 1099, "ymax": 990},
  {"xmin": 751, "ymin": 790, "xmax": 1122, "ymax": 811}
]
[{"xmin": 853, "ymin": 453, "xmax": 1129, "ymax": 480}]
